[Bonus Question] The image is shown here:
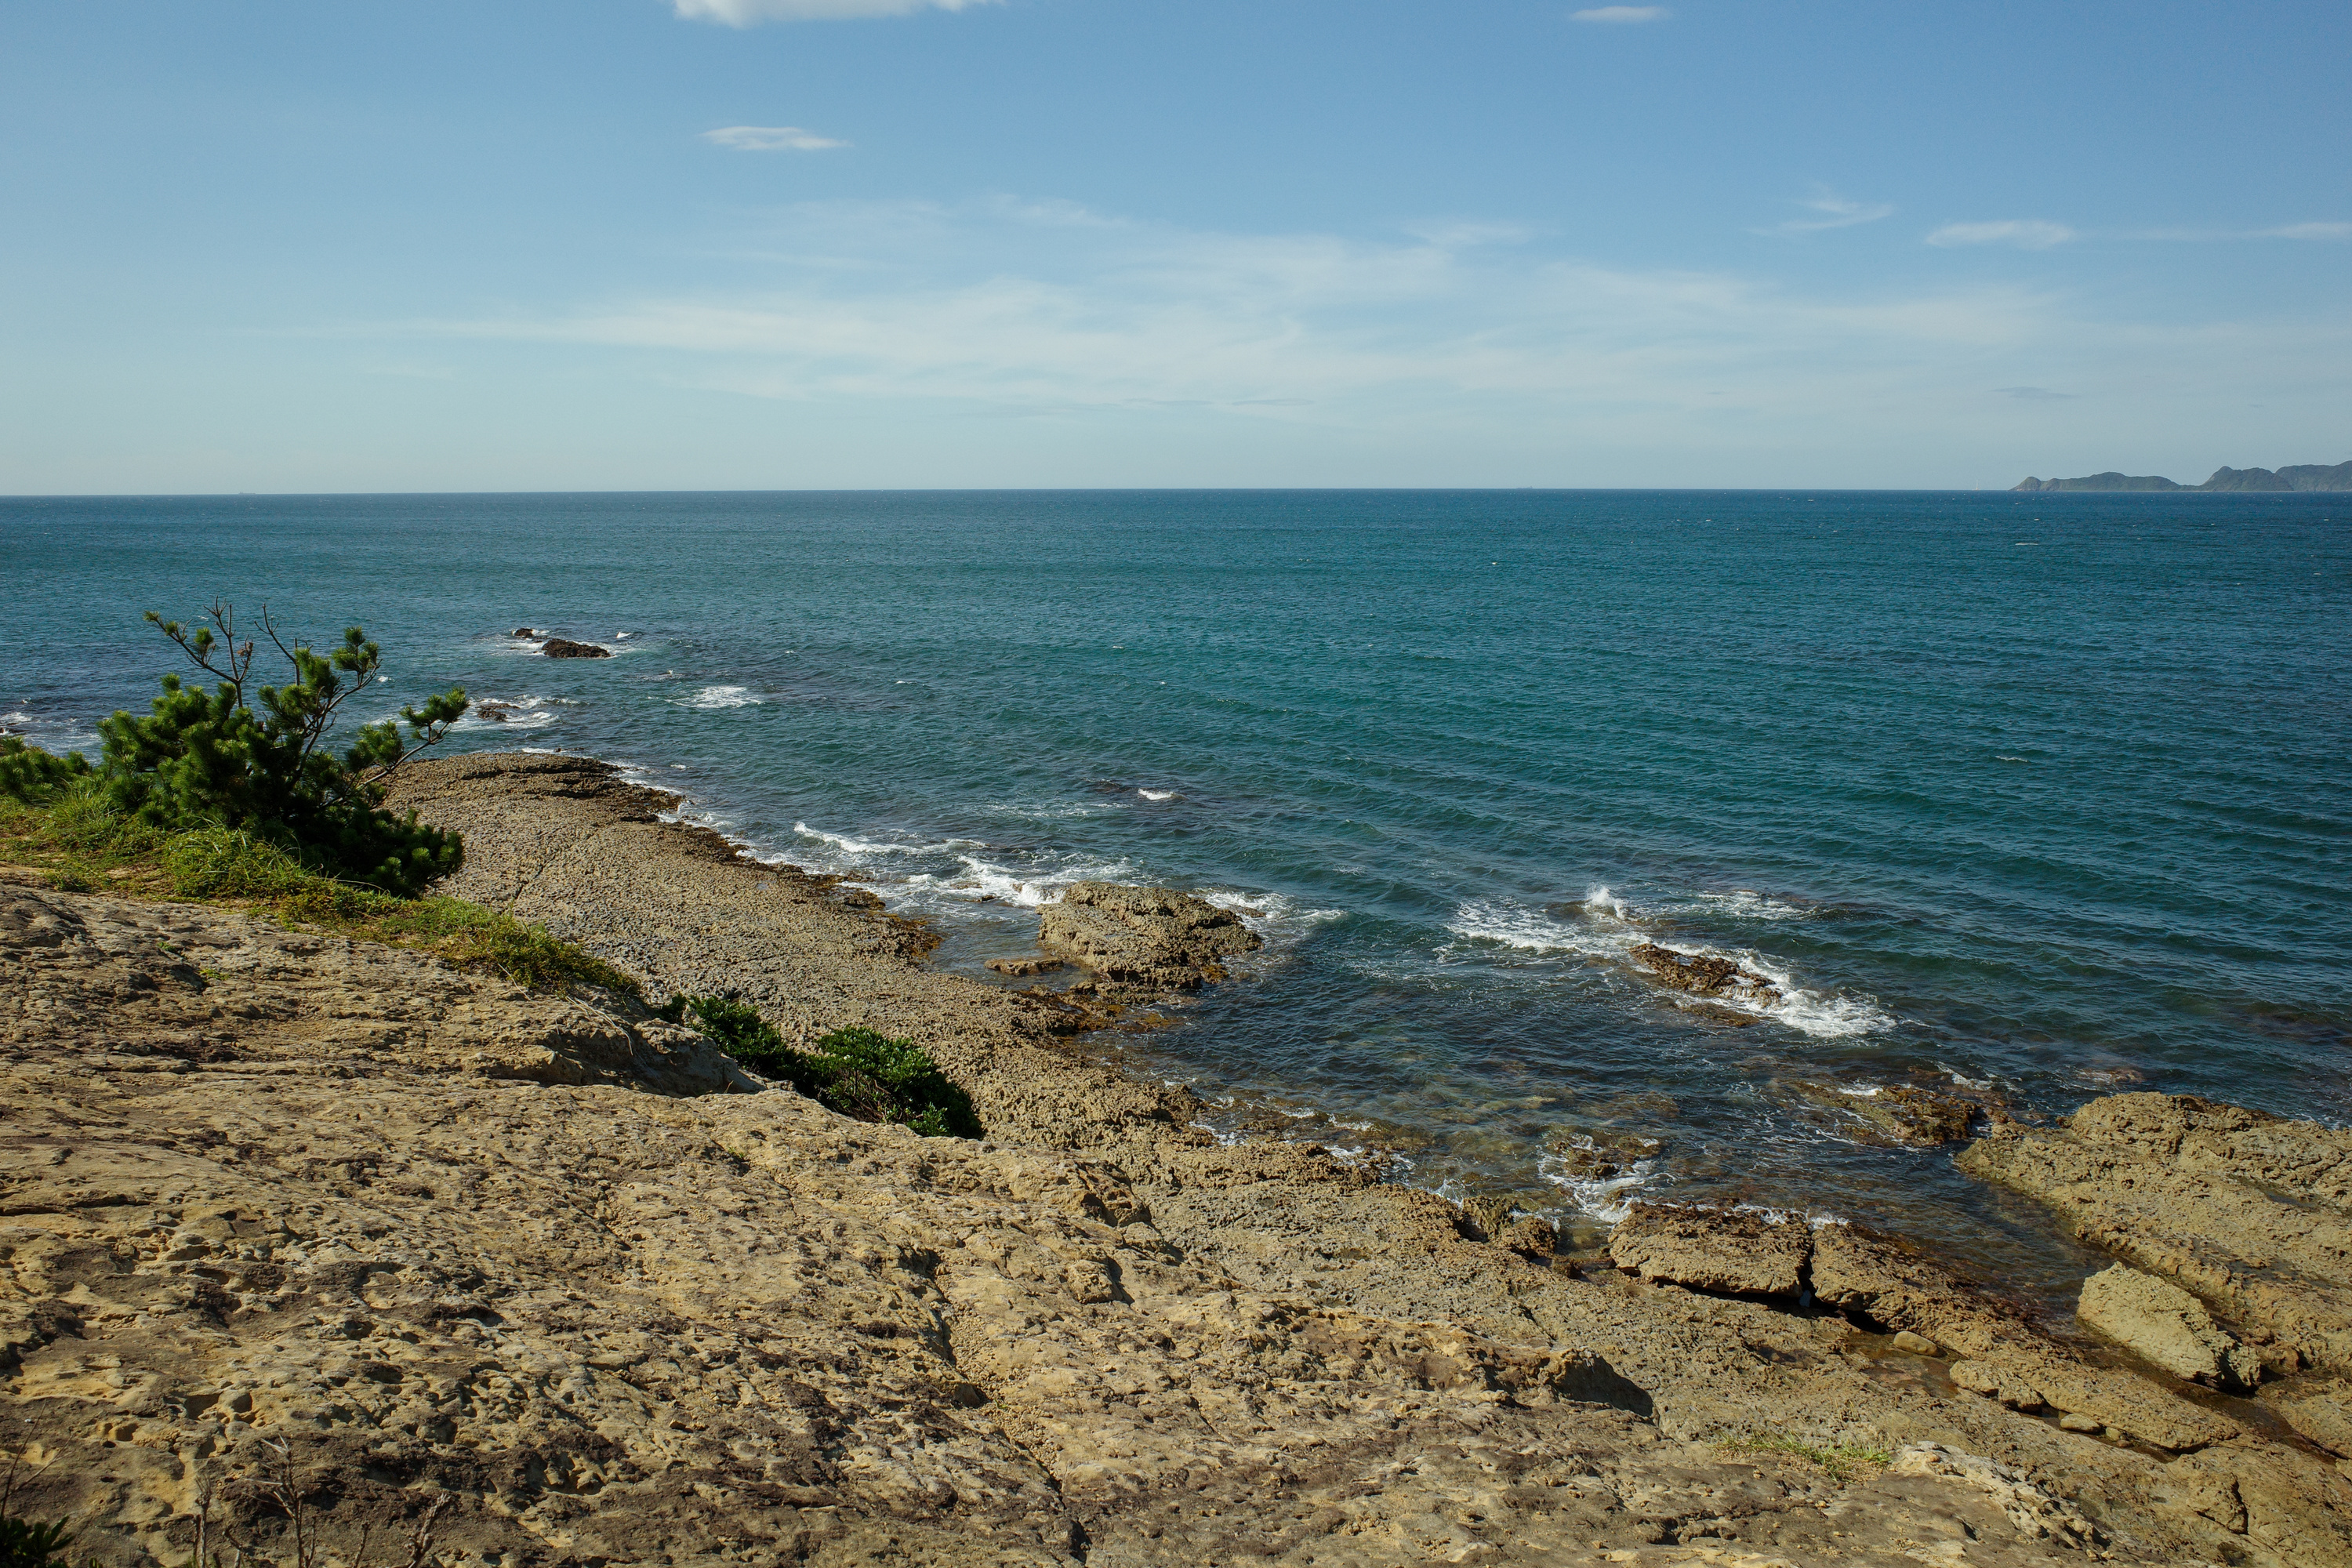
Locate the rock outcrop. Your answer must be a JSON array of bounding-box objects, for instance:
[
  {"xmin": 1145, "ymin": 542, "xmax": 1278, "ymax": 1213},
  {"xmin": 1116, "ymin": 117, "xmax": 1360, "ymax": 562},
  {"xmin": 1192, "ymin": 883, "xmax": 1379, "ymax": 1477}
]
[
  {"xmin": 1958, "ymin": 1094, "xmax": 2352, "ymax": 1375},
  {"xmin": 538, "ymin": 638, "xmax": 610, "ymax": 659},
  {"xmin": 1626, "ymin": 943, "xmax": 1779, "ymax": 1005},
  {"xmin": 2078, "ymin": 1264, "xmax": 2263, "ymax": 1392},
  {"xmin": 1036, "ymin": 881, "xmax": 1261, "ymax": 991},
  {"xmin": 1604, "ymin": 1205, "xmax": 2254, "ymax": 1455}
]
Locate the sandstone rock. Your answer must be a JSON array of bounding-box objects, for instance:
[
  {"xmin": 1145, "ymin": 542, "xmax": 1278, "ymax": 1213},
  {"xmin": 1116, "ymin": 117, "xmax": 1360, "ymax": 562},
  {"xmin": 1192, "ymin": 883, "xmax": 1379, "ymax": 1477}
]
[
  {"xmin": 1609, "ymin": 1205, "xmax": 1808, "ymax": 1296},
  {"xmin": 1627, "ymin": 942, "xmax": 1780, "ymax": 1004},
  {"xmin": 2079, "ymin": 1262, "xmax": 2263, "ymax": 1391},
  {"xmin": 1890, "ymin": 1330, "xmax": 1941, "ymax": 1356},
  {"xmin": 1959, "ymin": 1094, "xmax": 2352, "ymax": 1373},
  {"xmin": 1887, "ymin": 1443, "xmax": 2099, "ymax": 1544},
  {"xmin": 1036, "ymin": 880, "xmax": 1261, "ymax": 990},
  {"xmin": 539, "ymin": 637, "xmax": 611, "ymax": 658},
  {"xmin": 2277, "ymin": 1383, "xmax": 2352, "ymax": 1457}
]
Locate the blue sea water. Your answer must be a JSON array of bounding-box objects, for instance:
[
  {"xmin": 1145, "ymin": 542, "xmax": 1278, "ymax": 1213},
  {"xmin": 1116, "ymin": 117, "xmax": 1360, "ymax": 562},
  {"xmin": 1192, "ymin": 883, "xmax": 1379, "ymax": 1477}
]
[{"xmin": 9, "ymin": 490, "xmax": 2348, "ymax": 1294}]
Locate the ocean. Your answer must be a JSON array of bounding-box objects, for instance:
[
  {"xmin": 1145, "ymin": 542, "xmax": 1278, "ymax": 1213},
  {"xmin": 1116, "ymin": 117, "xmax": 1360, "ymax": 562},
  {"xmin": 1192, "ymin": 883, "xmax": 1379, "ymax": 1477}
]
[{"xmin": 9, "ymin": 489, "xmax": 2347, "ymax": 1300}]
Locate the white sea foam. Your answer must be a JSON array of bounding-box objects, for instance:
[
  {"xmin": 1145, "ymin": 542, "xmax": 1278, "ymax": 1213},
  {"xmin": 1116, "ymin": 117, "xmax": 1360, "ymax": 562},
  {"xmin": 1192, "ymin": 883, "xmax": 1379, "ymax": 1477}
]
[
  {"xmin": 789, "ymin": 822, "xmax": 982, "ymax": 860},
  {"xmin": 684, "ymin": 685, "xmax": 761, "ymax": 709},
  {"xmin": 902, "ymin": 852, "xmax": 1141, "ymax": 909},
  {"xmin": 457, "ymin": 695, "xmax": 565, "ymax": 731},
  {"xmin": 1690, "ymin": 888, "xmax": 1813, "ymax": 921},
  {"xmin": 1198, "ymin": 888, "xmax": 1346, "ymax": 948},
  {"xmin": 1538, "ymin": 1140, "xmax": 1668, "ymax": 1224},
  {"xmin": 1138, "ymin": 788, "xmax": 1178, "ymax": 801},
  {"xmin": 1444, "ymin": 897, "xmax": 1894, "ymax": 1039}
]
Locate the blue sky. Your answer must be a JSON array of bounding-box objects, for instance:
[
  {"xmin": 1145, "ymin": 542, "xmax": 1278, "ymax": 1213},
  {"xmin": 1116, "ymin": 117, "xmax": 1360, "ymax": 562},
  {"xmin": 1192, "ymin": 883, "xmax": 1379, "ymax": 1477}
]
[{"xmin": 2, "ymin": 0, "xmax": 2345, "ymax": 491}]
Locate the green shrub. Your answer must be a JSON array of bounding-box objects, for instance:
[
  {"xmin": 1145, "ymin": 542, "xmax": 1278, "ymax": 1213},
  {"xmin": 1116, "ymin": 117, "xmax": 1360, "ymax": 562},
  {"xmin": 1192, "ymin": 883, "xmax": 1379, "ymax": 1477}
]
[
  {"xmin": 29, "ymin": 602, "xmax": 473, "ymax": 896},
  {"xmin": 0, "ymin": 1512, "xmax": 78, "ymax": 1568},
  {"xmin": 0, "ymin": 736, "xmax": 90, "ymax": 807},
  {"xmin": 677, "ymin": 999, "xmax": 981, "ymax": 1138}
]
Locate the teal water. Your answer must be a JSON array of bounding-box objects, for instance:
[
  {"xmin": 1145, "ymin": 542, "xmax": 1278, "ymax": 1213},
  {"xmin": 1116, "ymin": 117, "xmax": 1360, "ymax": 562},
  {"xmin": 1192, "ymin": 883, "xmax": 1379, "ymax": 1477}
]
[{"xmin": 10, "ymin": 491, "xmax": 2347, "ymax": 1294}]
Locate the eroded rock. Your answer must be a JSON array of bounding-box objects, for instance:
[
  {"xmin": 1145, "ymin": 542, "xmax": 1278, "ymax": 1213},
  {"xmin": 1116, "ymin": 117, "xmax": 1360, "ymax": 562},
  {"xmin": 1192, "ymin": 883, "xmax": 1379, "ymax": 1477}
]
[
  {"xmin": 1960, "ymin": 1094, "xmax": 2352, "ymax": 1374},
  {"xmin": 2080, "ymin": 1262, "xmax": 2263, "ymax": 1391},
  {"xmin": 1609, "ymin": 1204, "xmax": 1809, "ymax": 1296},
  {"xmin": 1036, "ymin": 880, "xmax": 1261, "ymax": 990},
  {"xmin": 539, "ymin": 637, "xmax": 611, "ymax": 658},
  {"xmin": 1628, "ymin": 942, "xmax": 1780, "ymax": 1004}
]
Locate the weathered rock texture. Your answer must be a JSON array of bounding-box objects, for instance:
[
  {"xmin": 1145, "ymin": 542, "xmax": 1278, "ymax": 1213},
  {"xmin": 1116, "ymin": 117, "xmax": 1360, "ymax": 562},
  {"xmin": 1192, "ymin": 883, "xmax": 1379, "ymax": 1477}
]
[
  {"xmin": 1959, "ymin": 1094, "xmax": 2352, "ymax": 1376},
  {"xmin": 536, "ymin": 640, "xmax": 608, "ymax": 659},
  {"xmin": 1036, "ymin": 882, "xmax": 1262, "ymax": 991},
  {"xmin": 2078, "ymin": 1265, "xmax": 2263, "ymax": 1392},
  {"xmin": 5, "ymin": 756, "xmax": 2350, "ymax": 1566},
  {"xmin": 1627, "ymin": 945, "xmax": 1780, "ymax": 1006}
]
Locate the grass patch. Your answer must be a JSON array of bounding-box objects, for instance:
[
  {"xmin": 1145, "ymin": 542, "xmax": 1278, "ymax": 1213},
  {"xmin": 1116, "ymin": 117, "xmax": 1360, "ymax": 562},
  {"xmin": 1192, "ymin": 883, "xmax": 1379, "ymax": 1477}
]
[
  {"xmin": 1, "ymin": 787, "xmax": 633, "ymax": 997},
  {"xmin": 674, "ymin": 996, "xmax": 982, "ymax": 1138},
  {"xmin": 1719, "ymin": 1433, "xmax": 1893, "ymax": 1484}
]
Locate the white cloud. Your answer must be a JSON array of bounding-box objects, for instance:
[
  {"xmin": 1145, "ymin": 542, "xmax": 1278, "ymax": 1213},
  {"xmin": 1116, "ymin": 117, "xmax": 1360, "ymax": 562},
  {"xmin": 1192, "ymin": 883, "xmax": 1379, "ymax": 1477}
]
[
  {"xmin": 1572, "ymin": 5, "xmax": 1670, "ymax": 21},
  {"xmin": 2264, "ymin": 222, "xmax": 2352, "ymax": 240},
  {"xmin": 1758, "ymin": 191, "xmax": 1894, "ymax": 237},
  {"xmin": 673, "ymin": 0, "xmax": 990, "ymax": 23},
  {"xmin": 703, "ymin": 125, "xmax": 848, "ymax": 151},
  {"xmin": 1926, "ymin": 220, "xmax": 2078, "ymax": 250},
  {"xmin": 407, "ymin": 197, "xmax": 2098, "ymax": 430}
]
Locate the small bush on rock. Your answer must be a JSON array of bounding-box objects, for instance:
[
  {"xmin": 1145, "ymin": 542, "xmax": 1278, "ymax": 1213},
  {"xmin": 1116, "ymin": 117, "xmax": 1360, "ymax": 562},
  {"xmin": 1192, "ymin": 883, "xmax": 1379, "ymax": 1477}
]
[{"xmin": 677, "ymin": 998, "xmax": 982, "ymax": 1138}]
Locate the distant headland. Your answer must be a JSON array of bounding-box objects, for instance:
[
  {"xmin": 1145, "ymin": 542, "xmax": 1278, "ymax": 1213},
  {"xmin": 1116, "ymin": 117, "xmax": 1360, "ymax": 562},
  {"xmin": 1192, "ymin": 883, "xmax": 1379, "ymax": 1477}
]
[{"xmin": 2013, "ymin": 460, "xmax": 2352, "ymax": 492}]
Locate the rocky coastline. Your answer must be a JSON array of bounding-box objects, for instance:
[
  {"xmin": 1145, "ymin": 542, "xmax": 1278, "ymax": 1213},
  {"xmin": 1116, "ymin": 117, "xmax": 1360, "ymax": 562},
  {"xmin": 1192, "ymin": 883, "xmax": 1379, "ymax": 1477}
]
[{"xmin": 4, "ymin": 752, "xmax": 2349, "ymax": 1565}]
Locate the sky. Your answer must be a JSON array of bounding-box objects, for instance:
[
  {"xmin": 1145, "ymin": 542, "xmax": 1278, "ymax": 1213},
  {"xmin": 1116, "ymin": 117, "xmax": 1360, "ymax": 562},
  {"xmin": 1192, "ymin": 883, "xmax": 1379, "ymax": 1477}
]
[{"xmin": 2, "ymin": 0, "xmax": 2347, "ymax": 492}]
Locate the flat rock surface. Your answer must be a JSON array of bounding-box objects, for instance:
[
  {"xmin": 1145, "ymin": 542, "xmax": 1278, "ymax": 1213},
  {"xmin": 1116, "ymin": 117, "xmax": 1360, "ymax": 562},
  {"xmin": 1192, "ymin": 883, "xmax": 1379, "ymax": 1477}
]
[{"xmin": 7, "ymin": 757, "xmax": 2350, "ymax": 1566}]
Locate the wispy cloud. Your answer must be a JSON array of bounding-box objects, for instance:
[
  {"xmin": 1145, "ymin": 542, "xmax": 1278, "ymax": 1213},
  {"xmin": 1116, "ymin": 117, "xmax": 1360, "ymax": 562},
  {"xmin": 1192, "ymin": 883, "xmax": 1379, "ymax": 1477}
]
[
  {"xmin": 674, "ymin": 0, "xmax": 990, "ymax": 24},
  {"xmin": 402, "ymin": 197, "xmax": 2096, "ymax": 427},
  {"xmin": 703, "ymin": 125, "xmax": 848, "ymax": 151},
  {"xmin": 2123, "ymin": 221, "xmax": 2352, "ymax": 242},
  {"xmin": 1927, "ymin": 220, "xmax": 2078, "ymax": 250},
  {"xmin": 1571, "ymin": 6, "xmax": 1670, "ymax": 23},
  {"xmin": 1757, "ymin": 191, "xmax": 1894, "ymax": 238}
]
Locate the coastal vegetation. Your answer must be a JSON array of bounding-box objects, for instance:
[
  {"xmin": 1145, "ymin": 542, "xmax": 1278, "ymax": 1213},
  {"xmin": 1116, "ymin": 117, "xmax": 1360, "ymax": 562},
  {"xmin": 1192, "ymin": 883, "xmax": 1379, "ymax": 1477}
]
[
  {"xmin": 0, "ymin": 602, "xmax": 467, "ymax": 896},
  {"xmin": 0, "ymin": 780, "xmax": 640, "ymax": 998},
  {"xmin": 672, "ymin": 996, "xmax": 983, "ymax": 1138}
]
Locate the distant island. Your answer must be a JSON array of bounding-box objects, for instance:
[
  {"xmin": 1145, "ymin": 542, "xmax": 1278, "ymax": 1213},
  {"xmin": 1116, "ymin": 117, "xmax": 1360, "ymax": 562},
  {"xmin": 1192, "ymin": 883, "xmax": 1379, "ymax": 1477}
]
[{"xmin": 2013, "ymin": 460, "xmax": 2352, "ymax": 492}]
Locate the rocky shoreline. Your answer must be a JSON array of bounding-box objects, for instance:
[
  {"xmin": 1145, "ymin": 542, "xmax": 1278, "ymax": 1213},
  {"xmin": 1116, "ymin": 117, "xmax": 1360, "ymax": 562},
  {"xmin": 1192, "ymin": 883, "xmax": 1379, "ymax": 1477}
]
[{"xmin": 3, "ymin": 752, "xmax": 2348, "ymax": 1565}]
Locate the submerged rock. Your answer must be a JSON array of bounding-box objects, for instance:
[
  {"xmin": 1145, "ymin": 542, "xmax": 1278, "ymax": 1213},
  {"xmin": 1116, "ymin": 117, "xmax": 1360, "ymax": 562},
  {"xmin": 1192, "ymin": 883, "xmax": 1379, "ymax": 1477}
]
[
  {"xmin": 540, "ymin": 637, "xmax": 611, "ymax": 659},
  {"xmin": 2078, "ymin": 1262, "xmax": 2264, "ymax": 1391},
  {"xmin": 1795, "ymin": 1080, "xmax": 1989, "ymax": 1145},
  {"xmin": 1628, "ymin": 942, "xmax": 1780, "ymax": 1004},
  {"xmin": 1037, "ymin": 880, "xmax": 1261, "ymax": 989},
  {"xmin": 985, "ymin": 955, "xmax": 1064, "ymax": 977}
]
